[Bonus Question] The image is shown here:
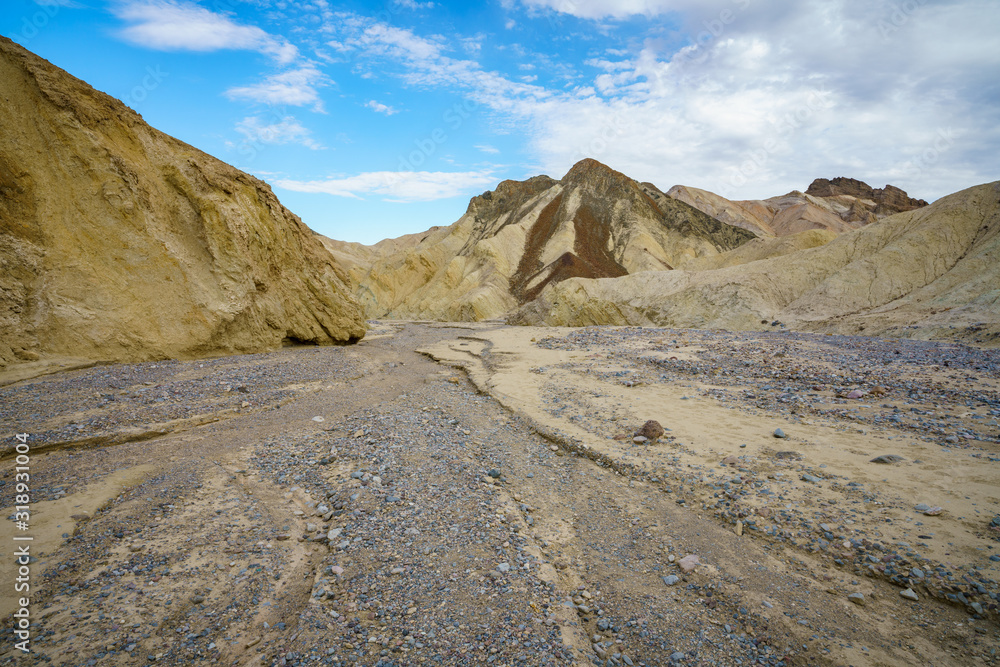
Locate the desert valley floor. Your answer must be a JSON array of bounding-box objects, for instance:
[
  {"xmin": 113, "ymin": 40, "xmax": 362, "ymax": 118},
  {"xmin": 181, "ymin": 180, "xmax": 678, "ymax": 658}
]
[{"xmin": 2, "ymin": 322, "xmax": 999, "ymax": 667}]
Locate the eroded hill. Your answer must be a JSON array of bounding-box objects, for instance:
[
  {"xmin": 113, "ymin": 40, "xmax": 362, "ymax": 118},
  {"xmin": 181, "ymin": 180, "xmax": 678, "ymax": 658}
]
[{"xmin": 0, "ymin": 37, "xmax": 365, "ymax": 382}]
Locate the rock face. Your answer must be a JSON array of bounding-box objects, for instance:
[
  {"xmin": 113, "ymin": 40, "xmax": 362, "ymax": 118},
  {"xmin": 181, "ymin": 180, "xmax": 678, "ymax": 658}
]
[
  {"xmin": 340, "ymin": 159, "xmax": 755, "ymax": 320},
  {"xmin": 510, "ymin": 181, "xmax": 1000, "ymax": 347},
  {"xmin": 0, "ymin": 37, "xmax": 365, "ymax": 377},
  {"xmin": 668, "ymin": 178, "xmax": 928, "ymax": 238},
  {"xmin": 805, "ymin": 177, "xmax": 928, "ymax": 217}
]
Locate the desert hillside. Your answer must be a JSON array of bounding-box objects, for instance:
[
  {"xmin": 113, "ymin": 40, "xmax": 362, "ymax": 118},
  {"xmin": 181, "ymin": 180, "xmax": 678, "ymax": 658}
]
[
  {"xmin": 0, "ymin": 37, "xmax": 365, "ymax": 381},
  {"xmin": 511, "ymin": 180, "xmax": 1000, "ymax": 346},
  {"xmin": 667, "ymin": 177, "xmax": 927, "ymax": 238},
  {"xmin": 327, "ymin": 159, "xmax": 756, "ymax": 320}
]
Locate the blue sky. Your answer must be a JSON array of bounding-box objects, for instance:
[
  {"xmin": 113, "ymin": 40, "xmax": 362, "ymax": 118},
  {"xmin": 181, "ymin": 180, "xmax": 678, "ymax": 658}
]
[{"xmin": 3, "ymin": 0, "xmax": 998, "ymax": 244}]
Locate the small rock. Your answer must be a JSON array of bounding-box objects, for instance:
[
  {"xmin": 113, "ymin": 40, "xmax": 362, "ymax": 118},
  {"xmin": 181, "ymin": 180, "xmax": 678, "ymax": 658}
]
[
  {"xmin": 773, "ymin": 428, "xmax": 787, "ymax": 439},
  {"xmin": 870, "ymin": 454, "xmax": 904, "ymax": 464},
  {"xmin": 846, "ymin": 389, "xmax": 866, "ymax": 399},
  {"xmin": 662, "ymin": 575, "xmax": 680, "ymax": 586},
  {"xmin": 847, "ymin": 592, "xmax": 865, "ymax": 606},
  {"xmin": 312, "ymin": 416, "xmax": 325, "ymax": 423},
  {"xmin": 900, "ymin": 588, "xmax": 919, "ymax": 601},
  {"xmin": 801, "ymin": 474, "xmax": 822, "ymax": 483},
  {"xmin": 633, "ymin": 436, "xmax": 648, "ymax": 444},
  {"xmin": 636, "ymin": 420, "xmax": 664, "ymax": 440},
  {"xmin": 488, "ymin": 468, "xmax": 501, "ymax": 479},
  {"xmin": 678, "ymin": 555, "xmax": 700, "ymax": 573},
  {"xmin": 497, "ymin": 563, "xmax": 510, "ymax": 573},
  {"xmin": 735, "ymin": 520, "xmax": 743, "ymax": 536}
]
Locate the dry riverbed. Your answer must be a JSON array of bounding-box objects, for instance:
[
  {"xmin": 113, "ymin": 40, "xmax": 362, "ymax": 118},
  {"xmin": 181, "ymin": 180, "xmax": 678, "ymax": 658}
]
[{"xmin": 2, "ymin": 322, "xmax": 999, "ymax": 666}]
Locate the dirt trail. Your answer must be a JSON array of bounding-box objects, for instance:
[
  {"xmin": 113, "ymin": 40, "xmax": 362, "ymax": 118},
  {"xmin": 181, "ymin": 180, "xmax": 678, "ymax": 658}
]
[{"xmin": 1, "ymin": 322, "xmax": 997, "ymax": 666}]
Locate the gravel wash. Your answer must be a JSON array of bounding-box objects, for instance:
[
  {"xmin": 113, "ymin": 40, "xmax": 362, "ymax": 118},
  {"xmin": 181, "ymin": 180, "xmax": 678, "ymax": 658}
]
[{"xmin": 1, "ymin": 323, "xmax": 995, "ymax": 666}]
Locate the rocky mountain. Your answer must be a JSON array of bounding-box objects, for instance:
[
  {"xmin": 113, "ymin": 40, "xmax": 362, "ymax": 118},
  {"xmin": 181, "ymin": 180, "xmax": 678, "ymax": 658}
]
[
  {"xmin": 668, "ymin": 178, "xmax": 928, "ymax": 238},
  {"xmin": 511, "ymin": 181, "xmax": 1000, "ymax": 346},
  {"xmin": 0, "ymin": 37, "xmax": 365, "ymax": 380},
  {"xmin": 331, "ymin": 159, "xmax": 756, "ymax": 320}
]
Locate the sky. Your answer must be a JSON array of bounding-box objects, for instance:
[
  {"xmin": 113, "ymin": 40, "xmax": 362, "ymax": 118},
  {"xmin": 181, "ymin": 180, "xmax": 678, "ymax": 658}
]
[{"xmin": 3, "ymin": 0, "xmax": 998, "ymax": 244}]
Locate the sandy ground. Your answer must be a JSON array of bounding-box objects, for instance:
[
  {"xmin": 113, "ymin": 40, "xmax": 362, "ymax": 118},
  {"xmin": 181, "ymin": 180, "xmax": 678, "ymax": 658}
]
[{"xmin": 1, "ymin": 322, "xmax": 998, "ymax": 666}]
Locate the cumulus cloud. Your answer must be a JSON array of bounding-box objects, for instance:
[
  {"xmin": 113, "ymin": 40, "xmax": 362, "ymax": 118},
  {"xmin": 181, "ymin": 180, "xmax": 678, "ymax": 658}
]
[
  {"xmin": 366, "ymin": 100, "xmax": 398, "ymax": 115},
  {"xmin": 487, "ymin": 0, "xmax": 1000, "ymax": 201},
  {"xmin": 275, "ymin": 170, "xmax": 499, "ymax": 202},
  {"xmin": 115, "ymin": 0, "xmax": 297, "ymax": 63},
  {"xmin": 225, "ymin": 66, "xmax": 329, "ymax": 109}
]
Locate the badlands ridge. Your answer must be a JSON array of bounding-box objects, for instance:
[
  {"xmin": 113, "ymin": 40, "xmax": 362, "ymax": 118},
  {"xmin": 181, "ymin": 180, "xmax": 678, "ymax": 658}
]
[{"xmin": 1, "ymin": 31, "xmax": 998, "ymax": 383}]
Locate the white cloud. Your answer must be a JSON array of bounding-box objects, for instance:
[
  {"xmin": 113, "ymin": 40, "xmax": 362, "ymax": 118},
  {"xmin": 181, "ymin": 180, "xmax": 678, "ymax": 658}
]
[
  {"xmin": 235, "ymin": 116, "xmax": 323, "ymax": 149},
  {"xmin": 276, "ymin": 170, "xmax": 499, "ymax": 202},
  {"xmin": 475, "ymin": 144, "xmax": 500, "ymax": 154},
  {"xmin": 518, "ymin": 0, "xmax": 679, "ymax": 20},
  {"xmin": 489, "ymin": 0, "xmax": 1000, "ymax": 202},
  {"xmin": 366, "ymin": 100, "xmax": 398, "ymax": 115},
  {"xmin": 226, "ymin": 66, "xmax": 329, "ymax": 109},
  {"xmin": 394, "ymin": 0, "xmax": 435, "ymax": 9},
  {"xmin": 115, "ymin": 0, "xmax": 297, "ymax": 64}
]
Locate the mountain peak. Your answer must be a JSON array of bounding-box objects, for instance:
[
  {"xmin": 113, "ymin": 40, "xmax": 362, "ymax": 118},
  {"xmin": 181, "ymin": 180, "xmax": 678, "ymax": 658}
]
[{"xmin": 562, "ymin": 158, "xmax": 631, "ymax": 186}]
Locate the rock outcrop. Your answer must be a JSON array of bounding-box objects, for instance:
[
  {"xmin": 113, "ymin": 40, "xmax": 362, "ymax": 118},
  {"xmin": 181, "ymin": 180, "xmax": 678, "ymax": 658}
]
[
  {"xmin": 0, "ymin": 37, "xmax": 365, "ymax": 379},
  {"xmin": 805, "ymin": 177, "xmax": 928, "ymax": 217},
  {"xmin": 510, "ymin": 181, "xmax": 1000, "ymax": 347},
  {"xmin": 340, "ymin": 159, "xmax": 755, "ymax": 320},
  {"xmin": 668, "ymin": 178, "xmax": 928, "ymax": 239}
]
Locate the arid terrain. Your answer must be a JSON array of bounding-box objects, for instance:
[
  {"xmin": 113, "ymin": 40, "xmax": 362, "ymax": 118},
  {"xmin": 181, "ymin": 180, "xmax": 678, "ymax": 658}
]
[{"xmin": 3, "ymin": 322, "xmax": 999, "ymax": 667}]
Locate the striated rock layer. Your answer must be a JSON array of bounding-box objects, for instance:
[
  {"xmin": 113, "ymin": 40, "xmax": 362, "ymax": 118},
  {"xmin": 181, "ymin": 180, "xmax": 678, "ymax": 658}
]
[
  {"xmin": 511, "ymin": 181, "xmax": 1000, "ymax": 347},
  {"xmin": 0, "ymin": 37, "xmax": 365, "ymax": 378},
  {"xmin": 668, "ymin": 177, "xmax": 928, "ymax": 238},
  {"xmin": 330, "ymin": 159, "xmax": 756, "ymax": 320}
]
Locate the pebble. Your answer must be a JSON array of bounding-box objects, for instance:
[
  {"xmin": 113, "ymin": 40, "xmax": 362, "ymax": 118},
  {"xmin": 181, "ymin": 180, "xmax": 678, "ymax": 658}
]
[
  {"xmin": 848, "ymin": 592, "xmax": 865, "ymax": 606},
  {"xmin": 900, "ymin": 588, "xmax": 920, "ymax": 601},
  {"xmin": 773, "ymin": 428, "xmax": 787, "ymax": 438}
]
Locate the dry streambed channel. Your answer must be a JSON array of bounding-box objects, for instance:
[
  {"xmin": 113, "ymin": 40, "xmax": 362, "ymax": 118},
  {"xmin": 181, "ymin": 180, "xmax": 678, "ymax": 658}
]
[{"xmin": 2, "ymin": 322, "xmax": 999, "ymax": 666}]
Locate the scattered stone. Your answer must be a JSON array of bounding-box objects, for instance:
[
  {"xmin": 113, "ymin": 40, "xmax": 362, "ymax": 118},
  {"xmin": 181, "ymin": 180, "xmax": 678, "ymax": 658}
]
[
  {"xmin": 848, "ymin": 592, "xmax": 865, "ymax": 606},
  {"xmin": 900, "ymin": 588, "xmax": 919, "ymax": 601},
  {"xmin": 662, "ymin": 575, "xmax": 680, "ymax": 586},
  {"xmin": 870, "ymin": 454, "xmax": 905, "ymax": 464},
  {"xmin": 773, "ymin": 428, "xmax": 787, "ymax": 439},
  {"xmin": 801, "ymin": 474, "xmax": 822, "ymax": 483}
]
